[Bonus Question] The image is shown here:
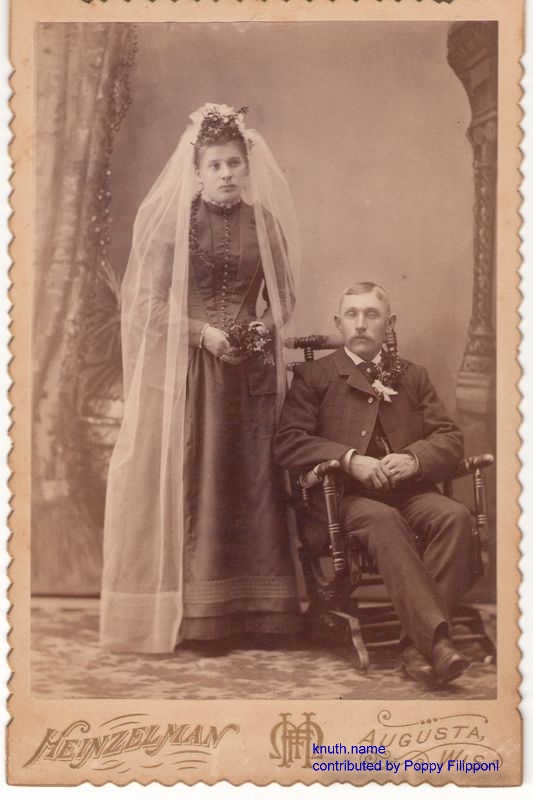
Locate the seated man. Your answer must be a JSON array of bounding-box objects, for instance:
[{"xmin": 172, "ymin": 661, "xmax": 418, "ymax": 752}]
[{"xmin": 274, "ymin": 282, "xmax": 472, "ymax": 685}]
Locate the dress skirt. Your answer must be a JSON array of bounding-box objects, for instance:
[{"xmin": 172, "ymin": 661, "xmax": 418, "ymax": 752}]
[{"xmin": 180, "ymin": 346, "xmax": 301, "ymax": 639}]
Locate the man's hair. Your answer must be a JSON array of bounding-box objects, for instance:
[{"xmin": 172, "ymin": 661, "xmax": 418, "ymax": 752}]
[{"xmin": 340, "ymin": 282, "xmax": 391, "ymax": 315}]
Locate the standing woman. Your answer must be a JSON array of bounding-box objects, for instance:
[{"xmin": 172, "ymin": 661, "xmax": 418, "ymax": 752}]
[{"xmin": 100, "ymin": 105, "xmax": 301, "ymax": 652}]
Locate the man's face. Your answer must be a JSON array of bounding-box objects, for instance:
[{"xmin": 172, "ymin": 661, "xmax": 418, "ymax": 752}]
[{"xmin": 335, "ymin": 291, "xmax": 394, "ymax": 361}]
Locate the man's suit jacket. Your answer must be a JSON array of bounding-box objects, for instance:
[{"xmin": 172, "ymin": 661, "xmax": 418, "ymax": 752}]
[{"xmin": 273, "ymin": 347, "xmax": 464, "ymax": 487}]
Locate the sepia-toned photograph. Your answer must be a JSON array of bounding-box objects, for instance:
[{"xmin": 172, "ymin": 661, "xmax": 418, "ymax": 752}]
[
  {"xmin": 7, "ymin": 0, "xmax": 523, "ymax": 788},
  {"xmin": 30, "ymin": 18, "xmax": 497, "ymax": 702}
]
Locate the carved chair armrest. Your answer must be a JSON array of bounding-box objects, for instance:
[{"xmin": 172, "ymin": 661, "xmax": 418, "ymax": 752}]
[
  {"xmin": 295, "ymin": 459, "xmax": 348, "ymax": 576},
  {"xmin": 298, "ymin": 458, "xmax": 343, "ymax": 492},
  {"xmin": 283, "ymin": 460, "xmax": 341, "ymax": 516},
  {"xmin": 443, "ymin": 452, "xmax": 494, "ymax": 582},
  {"xmin": 453, "ymin": 453, "xmax": 495, "ymax": 478},
  {"xmin": 442, "ymin": 452, "xmax": 494, "ymax": 493}
]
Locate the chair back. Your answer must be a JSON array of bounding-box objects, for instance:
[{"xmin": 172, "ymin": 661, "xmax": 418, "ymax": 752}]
[{"xmin": 284, "ymin": 330, "xmax": 399, "ymax": 365}]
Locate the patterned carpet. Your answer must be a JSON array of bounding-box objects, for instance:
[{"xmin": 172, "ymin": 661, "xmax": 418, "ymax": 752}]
[{"xmin": 31, "ymin": 598, "xmax": 496, "ymax": 700}]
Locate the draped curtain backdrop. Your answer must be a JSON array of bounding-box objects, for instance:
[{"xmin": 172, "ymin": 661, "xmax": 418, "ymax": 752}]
[
  {"xmin": 32, "ymin": 23, "xmax": 136, "ymax": 595},
  {"xmin": 31, "ymin": 22, "xmax": 495, "ymax": 600}
]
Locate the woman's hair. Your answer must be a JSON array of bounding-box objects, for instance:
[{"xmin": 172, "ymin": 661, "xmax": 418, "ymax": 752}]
[{"xmin": 193, "ymin": 107, "xmax": 248, "ymax": 168}]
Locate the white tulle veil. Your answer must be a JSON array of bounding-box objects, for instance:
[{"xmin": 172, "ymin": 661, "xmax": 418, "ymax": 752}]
[{"xmin": 100, "ymin": 104, "xmax": 300, "ymax": 652}]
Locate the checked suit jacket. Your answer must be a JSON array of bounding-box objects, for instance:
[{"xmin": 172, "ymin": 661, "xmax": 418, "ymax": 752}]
[{"xmin": 273, "ymin": 347, "xmax": 464, "ymax": 487}]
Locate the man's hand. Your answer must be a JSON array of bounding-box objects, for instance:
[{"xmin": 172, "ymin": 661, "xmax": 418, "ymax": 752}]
[
  {"xmin": 348, "ymin": 454, "xmax": 395, "ymax": 491},
  {"xmin": 380, "ymin": 452, "xmax": 419, "ymax": 483}
]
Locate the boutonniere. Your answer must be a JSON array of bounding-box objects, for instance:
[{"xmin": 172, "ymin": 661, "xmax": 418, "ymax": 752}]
[
  {"xmin": 372, "ymin": 353, "xmax": 409, "ymax": 402},
  {"xmin": 372, "ymin": 379, "xmax": 398, "ymax": 403}
]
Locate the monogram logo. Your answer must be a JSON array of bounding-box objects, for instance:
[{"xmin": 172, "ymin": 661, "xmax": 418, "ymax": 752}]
[{"xmin": 270, "ymin": 712, "xmax": 324, "ymax": 769}]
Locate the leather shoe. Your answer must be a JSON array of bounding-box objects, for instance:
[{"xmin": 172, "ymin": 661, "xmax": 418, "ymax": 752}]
[
  {"xmin": 432, "ymin": 638, "xmax": 469, "ymax": 684},
  {"xmin": 400, "ymin": 645, "xmax": 434, "ymax": 686}
]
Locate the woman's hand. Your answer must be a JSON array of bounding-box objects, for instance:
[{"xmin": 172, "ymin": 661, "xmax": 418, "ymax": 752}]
[
  {"xmin": 222, "ymin": 348, "xmax": 248, "ymax": 365},
  {"xmin": 202, "ymin": 325, "xmax": 247, "ymax": 365},
  {"xmin": 202, "ymin": 325, "xmax": 231, "ymax": 357}
]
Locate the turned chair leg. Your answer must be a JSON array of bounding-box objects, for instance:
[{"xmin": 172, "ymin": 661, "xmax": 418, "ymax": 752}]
[{"xmin": 331, "ymin": 610, "xmax": 370, "ymax": 673}]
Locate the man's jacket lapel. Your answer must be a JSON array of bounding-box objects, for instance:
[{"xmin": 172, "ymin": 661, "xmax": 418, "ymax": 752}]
[{"xmin": 333, "ymin": 347, "xmax": 377, "ymax": 397}]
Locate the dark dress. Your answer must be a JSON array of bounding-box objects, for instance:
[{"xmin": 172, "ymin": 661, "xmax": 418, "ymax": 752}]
[{"xmin": 180, "ymin": 198, "xmax": 300, "ymax": 639}]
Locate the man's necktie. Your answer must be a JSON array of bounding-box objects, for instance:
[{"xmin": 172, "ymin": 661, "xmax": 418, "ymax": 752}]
[{"xmin": 357, "ymin": 361, "xmax": 378, "ymax": 383}]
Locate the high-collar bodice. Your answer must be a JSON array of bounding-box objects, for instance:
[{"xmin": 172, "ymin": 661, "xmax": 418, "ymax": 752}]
[
  {"xmin": 202, "ymin": 196, "xmax": 242, "ymax": 215},
  {"xmin": 189, "ymin": 198, "xmax": 262, "ymax": 327}
]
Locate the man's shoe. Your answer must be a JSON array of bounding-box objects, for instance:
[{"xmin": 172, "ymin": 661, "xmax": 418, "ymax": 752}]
[
  {"xmin": 432, "ymin": 638, "xmax": 469, "ymax": 684},
  {"xmin": 400, "ymin": 645, "xmax": 434, "ymax": 685}
]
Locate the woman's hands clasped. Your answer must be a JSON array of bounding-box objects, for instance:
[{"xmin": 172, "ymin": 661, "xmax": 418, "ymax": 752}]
[
  {"xmin": 202, "ymin": 321, "xmax": 270, "ymax": 365},
  {"xmin": 202, "ymin": 325, "xmax": 247, "ymax": 365}
]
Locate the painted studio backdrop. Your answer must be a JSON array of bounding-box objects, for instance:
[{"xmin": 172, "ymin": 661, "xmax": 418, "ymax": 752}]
[{"xmin": 32, "ymin": 21, "xmax": 496, "ymax": 599}]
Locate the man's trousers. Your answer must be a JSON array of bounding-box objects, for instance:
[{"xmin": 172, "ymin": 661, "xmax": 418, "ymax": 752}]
[{"xmin": 339, "ymin": 486, "xmax": 473, "ymax": 657}]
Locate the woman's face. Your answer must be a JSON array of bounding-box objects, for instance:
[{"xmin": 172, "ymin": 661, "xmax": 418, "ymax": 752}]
[{"xmin": 196, "ymin": 141, "xmax": 248, "ymax": 204}]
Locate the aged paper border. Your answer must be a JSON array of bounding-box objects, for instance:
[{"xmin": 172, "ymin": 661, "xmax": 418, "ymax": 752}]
[{"xmin": 6, "ymin": 0, "xmax": 524, "ymax": 788}]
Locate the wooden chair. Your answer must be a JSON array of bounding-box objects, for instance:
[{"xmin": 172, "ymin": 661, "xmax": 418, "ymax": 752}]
[{"xmin": 284, "ymin": 334, "xmax": 496, "ymax": 672}]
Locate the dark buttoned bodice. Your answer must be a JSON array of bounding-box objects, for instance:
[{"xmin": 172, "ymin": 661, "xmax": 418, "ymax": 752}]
[{"xmin": 188, "ymin": 199, "xmax": 264, "ymax": 329}]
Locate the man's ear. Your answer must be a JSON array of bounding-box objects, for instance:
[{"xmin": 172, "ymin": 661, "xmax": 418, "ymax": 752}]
[
  {"xmin": 387, "ymin": 314, "xmax": 397, "ymax": 331},
  {"xmin": 334, "ymin": 314, "xmax": 341, "ymax": 332}
]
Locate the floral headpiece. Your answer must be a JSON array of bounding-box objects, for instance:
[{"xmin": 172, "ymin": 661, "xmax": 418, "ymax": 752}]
[{"xmin": 190, "ymin": 103, "xmax": 248, "ymax": 149}]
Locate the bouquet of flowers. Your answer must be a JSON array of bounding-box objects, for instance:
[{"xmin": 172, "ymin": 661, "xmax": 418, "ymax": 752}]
[{"xmin": 223, "ymin": 320, "xmax": 275, "ymax": 366}]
